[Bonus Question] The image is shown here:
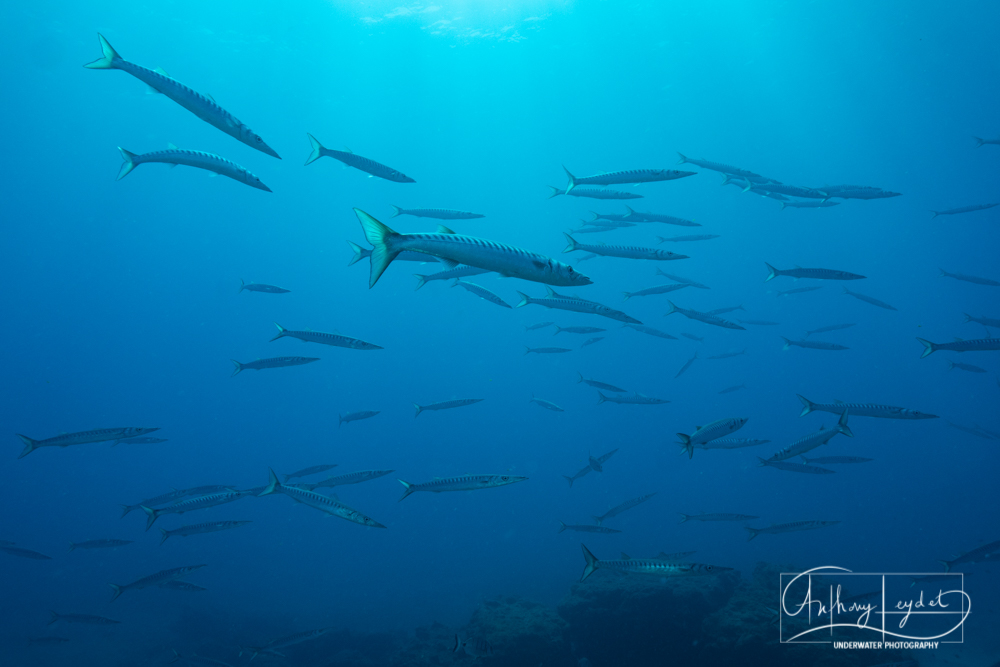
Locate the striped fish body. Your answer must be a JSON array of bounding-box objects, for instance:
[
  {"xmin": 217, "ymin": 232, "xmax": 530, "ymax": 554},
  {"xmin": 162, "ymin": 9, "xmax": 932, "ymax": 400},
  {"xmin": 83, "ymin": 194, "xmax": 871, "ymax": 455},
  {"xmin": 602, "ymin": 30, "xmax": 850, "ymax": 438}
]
[
  {"xmin": 231, "ymin": 357, "xmax": 319, "ymax": 375},
  {"xmin": 765, "ymin": 264, "xmax": 866, "ymax": 281},
  {"xmin": 517, "ymin": 293, "xmax": 641, "ymax": 324},
  {"xmin": 770, "ymin": 416, "xmax": 851, "ymax": 461},
  {"xmin": 963, "ymin": 314, "xmax": 1000, "ymax": 327},
  {"xmin": 797, "ymin": 395, "xmax": 937, "ymax": 419},
  {"xmin": 398, "ymin": 474, "xmax": 527, "ymax": 500},
  {"xmin": 339, "ymin": 411, "xmax": 380, "ymax": 426},
  {"xmin": 676, "ymin": 153, "xmax": 764, "ymax": 179},
  {"xmin": 160, "ymin": 581, "xmax": 207, "ymax": 592},
  {"xmin": 414, "ymin": 399, "xmax": 483, "ymax": 417},
  {"xmin": 745, "ymin": 520, "xmax": 840, "ymax": 540},
  {"xmin": 623, "ymin": 284, "xmax": 689, "ymax": 300},
  {"xmin": 941, "ymin": 270, "xmax": 1000, "ymax": 286},
  {"xmin": 110, "ymin": 564, "xmax": 206, "ymax": 601},
  {"xmin": 581, "ymin": 337, "xmax": 604, "ymax": 347},
  {"xmin": 581, "ymin": 544, "xmax": 728, "ymax": 581},
  {"xmin": 240, "ymin": 281, "xmax": 290, "ymax": 293},
  {"xmin": 85, "ymin": 34, "xmax": 279, "ymax": 158},
  {"xmin": 121, "ymin": 489, "xmax": 190, "ymax": 516},
  {"xmin": 801, "ymin": 456, "xmax": 873, "ymax": 465},
  {"xmin": 161, "ymin": 520, "xmax": 251, "ymax": 542},
  {"xmin": 624, "ymin": 207, "xmax": 700, "ymax": 226},
  {"xmin": 452, "ymin": 280, "xmax": 511, "ymax": 308},
  {"xmin": 283, "ymin": 465, "xmax": 338, "ymax": 481},
  {"xmin": 695, "ymin": 438, "xmax": 770, "ymax": 450},
  {"xmin": 821, "ymin": 186, "xmax": 901, "ymax": 199},
  {"xmin": 918, "ymin": 337, "xmax": 1000, "ymax": 358},
  {"xmin": 392, "ymin": 206, "xmax": 484, "ymax": 219},
  {"xmin": 261, "ymin": 471, "xmax": 385, "ymax": 527},
  {"xmin": 580, "ymin": 220, "xmax": 636, "ymax": 229},
  {"xmin": 308, "ymin": 470, "xmax": 394, "ymax": 489},
  {"xmin": 677, "ymin": 418, "xmax": 748, "ymax": 457},
  {"xmin": 17, "ymin": 427, "xmax": 159, "ymax": 459},
  {"xmin": 550, "ymin": 186, "xmax": 643, "ymax": 200},
  {"xmin": 414, "ymin": 265, "xmax": 489, "ymax": 289},
  {"xmin": 142, "ymin": 491, "xmax": 247, "ymax": 530},
  {"xmin": 783, "ymin": 338, "xmax": 850, "ymax": 351},
  {"xmin": 759, "ymin": 458, "xmax": 835, "ymax": 474},
  {"xmin": 623, "ymin": 324, "xmax": 677, "ymax": 339},
  {"xmin": 597, "ymin": 392, "xmax": 669, "ymax": 405},
  {"xmin": 556, "ymin": 326, "xmax": 606, "ymax": 334},
  {"xmin": 932, "ymin": 203, "xmax": 998, "ymax": 217},
  {"xmin": 530, "ymin": 397, "xmax": 564, "ymax": 411},
  {"xmin": 271, "ymin": 325, "xmax": 382, "ymax": 350},
  {"xmin": 69, "ymin": 539, "xmax": 134, "ymax": 551},
  {"xmin": 564, "ymin": 166, "xmax": 695, "ymax": 191},
  {"xmin": 578, "ymin": 375, "xmax": 626, "ymax": 392},
  {"xmin": 589, "ymin": 210, "xmax": 632, "ymax": 222},
  {"xmin": 114, "ymin": 436, "xmax": 168, "ymax": 445},
  {"xmin": 563, "ymin": 465, "xmax": 593, "ymax": 487},
  {"xmin": 564, "ymin": 234, "xmax": 688, "ymax": 261},
  {"xmin": 748, "ymin": 183, "xmax": 828, "ymax": 199},
  {"xmin": 117, "ymin": 147, "xmax": 270, "ymax": 191},
  {"xmin": 306, "ymin": 136, "xmax": 414, "ymax": 182},
  {"xmin": 666, "ymin": 302, "xmax": 745, "ymax": 330},
  {"xmin": 780, "ymin": 200, "xmax": 840, "ymax": 209}
]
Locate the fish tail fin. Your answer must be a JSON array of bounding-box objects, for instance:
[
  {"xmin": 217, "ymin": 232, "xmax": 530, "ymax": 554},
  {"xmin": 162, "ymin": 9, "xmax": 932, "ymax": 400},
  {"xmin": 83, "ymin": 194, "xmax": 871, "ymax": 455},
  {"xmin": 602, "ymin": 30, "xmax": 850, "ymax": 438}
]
[
  {"xmin": 580, "ymin": 544, "xmax": 599, "ymax": 581},
  {"xmin": 304, "ymin": 133, "xmax": 325, "ymax": 166},
  {"xmin": 587, "ymin": 211, "xmax": 599, "ymax": 222},
  {"xmin": 413, "ymin": 274, "xmax": 428, "ymax": 291},
  {"xmin": 677, "ymin": 434, "xmax": 693, "ymax": 459},
  {"xmin": 515, "ymin": 291, "xmax": 530, "ymax": 308},
  {"xmin": 116, "ymin": 147, "xmax": 138, "ymax": 180},
  {"xmin": 963, "ymin": 313, "xmax": 973, "ymax": 323},
  {"xmin": 547, "ymin": 185, "xmax": 562, "ymax": 199},
  {"xmin": 946, "ymin": 360, "xmax": 955, "ymax": 371},
  {"xmin": 354, "ymin": 208, "xmax": 401, "ymax": 288},
  {"xmin": 109, "ymin": 584, "xmax": 123, "ymax": 602},
  {"xmin": 562, "ymin": 233, "xmax": 578, "ymax": 253},
  {"xmin": 779, "ymin": 201, "xmax": 787, "ymax": 210},
  {"xmin": 16, "ymin": 434, "xmax": 38, "ymax": 459},
  {"xmin": 622, "ymin": 292, "xmax": 631, "ymax": 301},
  {"xmin": 931, "ymin": 210, "xmax": 940, "ymax": 218},
  {"xmin": 592, "ymin": 516, "xmax": 603, "ymax": 526},
  {"xmin": 398, "ymin": 479, "xmax": 416, "ymax": 502},
  {"xmin": 389, "ymin": 205, "xmax": 402, "ymax": 218},
  {"xmin": 742, "ymin": 180, "xmax": 754, "ymax": 192},
  {"xmin": 974, "ymin": 136, "xmax": 985, "ymax": 148},
  {"xmin": 68, "ymin": 542, "xmax": 76, "ymax": 552},
  {"xmin": 916, "ymin": 338, "xmax": 936, "ymax": 359},
  {"xmin": 159, "ymin": 528, "xmax": 169, "ymax": 546},
  {"xmin": 665, "ymin": 301, "xmax": 677, "ymax": 316},
  {"xmin": 745, "ymin": 527, "xmax": 760, "ymax": 542},
  {"xmin": 558, "ymin": 520, "xmax": 567, "ymax": 533},
  {"xmin": 679, "ymin": 514, "xmax": 689, "ymax": 524},
  {"xmin": 230, "ymin": 360, "xmax": 243, "ymax": 377},
  {"xmin": 937, "ymin": 559, "xmax": 951, "ymax": 573},
  {"xmin": 781, "ymin": 337, "xmax": 792, "ymax": 351},
  {"xmin": 596, "ymin": 391, "xmax": 606, "ymax": 404},
  {"xmin": 563, "ymin": 165, "xmax": 577, "ymax": 193},
  {"xmin": 413, "ymin": 404, "xmax": 423, "ymax": 418},
  {"xmin": 562, "ymin": 476, "xmax": 574, "ymax": 488},
  {"xmin": 837, "ymin": 409, "xmax": 854, "ymax": 437},
  {"xmin": 48, "ymin": 611, "xmax": 59, "ymax": 626},
  {"xmin": 259, "ymin": 468, "xmax": 281, "ymax": 496},
  {"xmin": 269, "ymin": 322, "xmax": 286, "ymax": 342},
  {"xmin": 764, "ymin": 262, "xmax": 779, "ymax": 282},
  {"xmin": 338, "ymin": 413, "xmax": 343, "ymax": 427},
  {"xmin": 119, "ymin": 504, "xmax": 134, "ymax": 518},
  {"xmin": 84, "ymin": 33, "xmax": 120, "ymax": 69},
  {"xmin": 797, "ymin": 394, "xmax": 814, "ymax": 416},
  {"xmin": 346, "ymin": 240, "xmax": 370, "ymax": 267},
  {"xmin": 140, "ymin": 505, "xmax": 160, "ymax": 531},
  {"xmin": 239, "ymin": 279, "xmax": 245, "ymax": 293},
  {"xmin": 676, "ymin": 152, "xmax": 688, "ymax": 165}
]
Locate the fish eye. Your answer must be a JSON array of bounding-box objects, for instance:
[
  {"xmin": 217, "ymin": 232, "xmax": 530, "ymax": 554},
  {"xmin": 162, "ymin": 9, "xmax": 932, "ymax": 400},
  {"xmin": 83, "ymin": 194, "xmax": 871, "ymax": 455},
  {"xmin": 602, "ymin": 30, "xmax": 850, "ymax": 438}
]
[
  {"xmin": 501, "ymin": 476, "xmax": 509, "ymax": 481},
  {"xmin": 255, "ymin": 136, "xmax": 262, "ymax": 143}
]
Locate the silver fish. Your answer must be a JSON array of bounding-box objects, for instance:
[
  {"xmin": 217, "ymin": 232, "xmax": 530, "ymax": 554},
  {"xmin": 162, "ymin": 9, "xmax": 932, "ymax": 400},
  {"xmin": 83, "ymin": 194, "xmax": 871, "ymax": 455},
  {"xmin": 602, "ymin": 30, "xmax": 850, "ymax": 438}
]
[
  {"xmin": 819, "ymin": 185, "xmax": 901, "ymax": 199},
  {"xmin": 740, "ymin": 319, "xmax": 780, "ymax": 326},
  {"xmin": 707, "ymin": 305, "xmax": 745, "ymax": 315},
  {"xmin": 975, "ymin": 136, "xmax": 1000, "ymax": 147},
  {"xmin": 414, "ymin": 398, "xmax": 484, "ymax": 417},
  {"xmin": 239, "ymin": 280, "xmax": 289, "ymax": 294},
  {"xmin": 577, "ymin": 219, "xmax": 637, "ymax": 229},
  {"xmin": 563, "ymin": 234, "xmax": 688, "ymax": 261},
  {"xmin": 558, "ymin": 522, "xmax": 621, "ymax": 534},
  {"xmin": 140, "ymin": 491, "xmax": 248, "ymax": 530},
  {"xmin": 526, "ymin": 346, "xmax": 573, "ymax": 355},
  {"xmin": 159, "ymin": 520, "xmax": 251, "ymax": 545},
  {"xmin": 622, "ymin": 206, "xmax": 701, "ymax": 227},
  {"xmin": 160, "ymin": 581, "xmax": 207, "ymax": 592},
  {"xmin": 581, "ymin": 544, "xmax": 729, "ymax": 581},
  {"xmin": 931, "ymin": 203, "xmax": 998, "ymax": 218},
  {"xmin": 390, "ymin": 205, "xmax": 484, "ymax": 220},
  {"xmin": 622, "ymin": 283, "xmax": 689, "ymax": 300},
  {"xmin": 397, "ymin": 474, "xmax": 527, "ymax": 501},
  {"xmin": 759, "ymin": 460, "xmax": 835, "ymax": 476},
  {"xmin": 718, "ymin": 384, "xmax": 747, "ymax": 394},
  {"xmin": 766, "ymin": 411, "xmax": 852, "ymax": 461},
  {"xmin": 577, "ymin": 374, "xmax": 626, "ymax": 392},
  {"xmin": 679, "ymin": 513, "xmax": 759, "ymax": 523},
  {"xmin": 964, "ymin": 313, "xmax": 1000, "ymax": 328},
  {"xmin": 270, "ymin": 324, "xmax": 382, "ymax": 350},
  {"xmin": 745, "ymin": 520, "xmax": 840, "ymax": 541},
  {"xmin": 530, "ymin": 395, "xmax": 565, "ymax": 412},
  {"xmin": 260, "ymin": 469, "xmax": 385, "ymax": 528},
  {"xmin": 805, "ymin": 323, "xmax": 856, "ymax": 337},
  {"xmin": 782, "ymin": 337, "xmax": 850, "ymax": 351},
  {"xmin": 112, "ymin": 436, "xmax": 168, "ymax": 446},
  {"xmin": 282, "ymin": 465, "xmax": 338, "ymax": 482},
  {"xmin": 305, "ymin": 134, "xmax": 414, "ymax": 182},
  {"xmin": 563, "ymin": 165, "xmax": 695, "ymax": 193},
  {"xmin": 121, "ymin": 487, "xmax": 232, "ymax": 518},
  {"xmin": 681, "ymin": 333, "xmax": 704, "ymax": 341},
  {"xmin": 85, "ymin": 34, "xmax": 279, "ymax": 158},
  {"xmin": 452, "ymin": 280, "xmax": 512, "ymax": 308},
  {"xmin": 588, "ymin": 209, "xmax": 633, "ymax": 222},
  {"xmin": 666, "ymin": 302, "xmax": 745, "ymax": 330},
  {"xmin": 17, "ymin": 426, "xmax": 160, "ymax": 459},
  {"xmin": 305, "ymin": 470, "xmax": 394, "ymax": 490},
  {"xmin": 936, "ymin": 539, "xmax": 1000, "ymax": 572},
  {"xmin": 623, "ymin": 324, "xmax": 677, "ymax": 340},
  {"xmin": 800, "ymin": 456, "xmax": 873, "ymax": 465},
  {"xmin": 116, "ymin": 144, "xmax": 270, "ymax": 191},
  {"xmin": 675, "ymin": 352, "xmax": 698, "ymax": 379},
  {"xmin": 563, "ymin": 449, "xmax": 618, "ymax": 487},
  {"xmin": 746, "ymin": 183, "xmax": 829, "ymax": 199},
  {"xmin": 356, "ymin": 210, "xmax": 590, "ymax": 287},
  {"xmin": 581, "ymin": 337, "xmax": 604, "ymax": 348},
  {"xmin": 918, "ymin": 337, "xmax": 1000, "ymax": 358},
  {"xmin": 675, "ymin": 153, "xmax": 766, "ymax": 180},
  {"xmin": 48, "ymin": 612, "xmax": 119, "ymax": 626},
  {"xmin": 765, "ymin": 263, "xmax": 865, "ymax": 281},
  {"xmin": 548, "ymin": 186, "xmax": 642, "ymax": 200},
  {"xmin": 554, "ymin": 326, "xmax": 606, "ymax": 335},
  {"xmin": 940, "ymin": 268, "xmax": 1000, "ymax": 286},
  {"xmin": 1, "ymin": 546, "xmax": 52, "ymax": 560},
  {"xmin": 947, "ymin": 360, "xmax": 987, "ymax": 373},
  {"xmin": 231, "ymin": 357, "xmax": 319, "ymax": 376},
  {"xmin": 677, "ymin": 417, "xmax": 748, "ymax": 458},
  {"xmin": 347, "ymin": 241, "xmax": 447, "ymax": 267},
  {"xmin": 655, "ymin": 269, "xmax": 710, "ymax": 288},
  {"xmin": 413, "ymin": 265, "xmax": 489, "ymax": 290},
  {"xmin": 593, "ymin": 493, "xmax": 656, "ymax": 525},
  {"xmin": 657, "ymin": 235, "xmax": 720, "ymax": 243},
  {"xmin": 694, "ymin": 438, "xmax": 770, "ymax": 450},
  {"xmin": 779, "ymin": 200, "xmax": 840, "ymax": 209},
  {"xmin": 68, "ymin": 539, "xmax": 133, "ymax": 552},
  {"xmin": 339, "ymin": 411, "xmax": 380, "ymax": 427},
  {"xmin": 797, "ymin": 396, "xmax": 937, "ymax": 420},
  {"xmin": 109, "ymin": 564, "xmax": 206, "ymax": 602},
  {"xmin": 597, "ymin": 392, "xmax": 669, "ymax": 405},
  {"xmin": 525, "ymin": 321, "xmax": 556, "ymax": 331},
  {"xmin": 517, "ymin": 290, "xmax": 641, "ymax": 324}
]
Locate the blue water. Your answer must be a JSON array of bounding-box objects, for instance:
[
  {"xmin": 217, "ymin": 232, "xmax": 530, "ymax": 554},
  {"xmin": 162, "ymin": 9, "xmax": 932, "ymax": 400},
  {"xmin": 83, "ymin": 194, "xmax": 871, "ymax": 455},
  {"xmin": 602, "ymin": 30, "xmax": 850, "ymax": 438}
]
[{"xmin": 3, "ymin": 1, "xmax": 1000, "ymax": 665}]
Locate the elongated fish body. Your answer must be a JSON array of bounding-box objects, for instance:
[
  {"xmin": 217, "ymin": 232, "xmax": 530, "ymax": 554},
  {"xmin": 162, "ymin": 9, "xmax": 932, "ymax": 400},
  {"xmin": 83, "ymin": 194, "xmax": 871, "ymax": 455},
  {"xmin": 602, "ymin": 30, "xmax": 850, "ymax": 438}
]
[
  {"xmin": 931, "ymin": 203, "xmax": 998, "ymax": 217},
  {"xmin": 577, "ymin": 374, "xmax": 626, "ymax": 392},
  {"xmin": 675, "ymin": 352, "xmax": 698, "ymax": 379},
  {"xmin": 584, "ymin": 337, "xmax": 603, "ymax": 346},
  {"xmin": 69, "ymin": 539, "xmax": 133, "ymax": 552},
  {"xmin": 452, "ymin": 280, "xmax": 511, "ymax": 308},
  {"xmin": 623, "ymin": 324, "xmax": 677, "ymax": 340},
  {"xmin": 526, "ymin": 321, "xmax": 555, "ymax": 331},
  {"xmin": 563, "ymin": 449, "xmax": 618, "ymax": 487},
  {"xmin": 581, "ymin": 544, "xmax": 729, "ymax": 581},
  {"xmin": 115, "ymin": 146, "xmax": 270, "ymax": 191},
  {"xmin": 623, "ymin": 206, "xmax": 701, "ymax": 226},
  {"xmin": 806, "ymin": 323, "xmax": 856, "ymax": 337},
  {"xmin": 121, "ymin": 488, "xmax": 193, "ymax": 517},
  {"xmin": 623, "ymin": 284, "xmax": 689, "ymax": 300},
  {"xmin": 940, "ymin": 269, "xmax": 1000, "ymax": 286},
  {"xmin": 975, "ymin": 136, "xmax": 1000, "ymax": 147},
  {"xmin": 516, "ymin": 292, "xmax": 641, "ymax": 324},
  {"xmin": 579, "ymin": 219, "xmax": 637, "ymax": 229},
  {"xmin": 800, "ymin": 456, "xmax": 873, "ymax": 465},
  {"xmin": 681, "ymin": 333, "xmax": 704, "ymax": 342},
  {"xmin": 665, "ymin": 302, "xmax": 745, "ymax": 330},
  {"xmin": 1, "ymin": 546, "xmax": 52, "ymax": 560},
  {"xmin": 270, "ymin": 324, "xmax": 383, "ymax": 350},
  {"xmin": 413, "ymin": 398, "xmax": 484, "ymax": 417},
  {"xmin": 745, "ymin": 520, "xmax": 840, "ymax": 541},
  {"xmin": 768, "ymin": 412, "xmax": 852, "ymax": 462},
  {"xmin": 761, "ymin": 458, "xmax": 834, "ymax": 475},
  {"xmin": 779, "ymin": 200, "xmax": 840, "ymax": 209},
  {"xmin": 49, "ymin": 612, "xmax": 119, "ymax": 626},
  {"xmin": 530, "ymin": 396, "xmax": 564, "ymax": 411},
  {"xmin": 356, "ymin": 210, "xmax": 590, "ymax": 288},
  {"xmin": 589, "ymin": 210, "xmax": 633, "ymax": 222},
  {"xmin": 113, "ymin": 436, "xmax": 168, "ymax": 446},
  {"xmin": 563, "ymin": 165, "xmax": 695, "ymax": 192},
  {"xmin": 397, "ymin": 474, "xmax": 527, "ymax": 501},
  {"xmin": 718, "ymin": 384, "xmax": 747, "ymax": 394},
  {"xmin": 283, "ymin": 464, "xmax": 338, "ymax": 482},
  {"xmin": 588, "ymin": 456, "xmax": 603, "ymax": 472},
  {"xmin": 17, "ymin": 426, "xmax": 159, "ymax": 459},
  {"xmin": 655, "ymin": 270, "xmax": 709, "ymax": 289},
  {"xmin": 161, "ymin": 581, "xmax": 207, "ymax": 592},
  {"xmin": 657, "ymin": 234, "xmax": 719, "ymax": 243},
  {"xmin": 141, "ymin": 491, "xmax": 247, "ymax": 530},
  {"xmin": 694, "ymin": 438, "xmax": 770, "ymax": 450},
  {"xmin": 597, "ymin": 391, "xmax": 669, "ymax": 405},
  {"xmin": 797, "ymin": 395, "xmax": 937, "ymax": 420},
  {"xmin": 548, "ymin": 186, "xmax": 643, "ymax": 200},
  {"xmin": 231, "ymin": 357, "xmax": 319, "ymax": 376},
  {"xmin": 414, "ymin": 265, "xmax": 489, "ymax": 290},
  {"xmin": 526, "ymin": 346, "xmax": 572, "ymax": 355},
  {"xmin": 936, "ymin": 539, "xmax": 1000, "ymax": 572},
  {"xmin": 557, "ymin": 522, "xmax": 621, "ymax": 534},
  {"xmin": 563, "ymin": 464, "xmax": 593, "ymax": 487},
  {"xmin": 765, "ymin": 263, "xmax": 865, "ymax": 282},
  {"xmin": 305, "ymin": 134, "xmax": 414, "ymax": 182},
  {"xmin": 555, "ymin": 326, "xmax": 606, "ymax": 336},
  {"xmin": 239, "ymin": 280, "xmax": 289, "ymax": 294},
  {"xmin": 740, "ymin": 319, "xmax": 780, "ymax": 326},
  {"xmin": 917, "ymin": 337, "xmax": 1000, "ymax": 358},
  {"xmin": 109, "ymin": 564, "xmax": 206, "ymax": 601},
  {"xmin": 84, "ymin": 34, "xmax": 279, "ymax": 158},
  {"xmin": 563, "ymin": 234, "xmax": 688, "ymax": 261},
  {"xmin": 945, "ymin": 420, "xmax": 997, "ymax": 440},
  {"xmin": 574, "ymin": 226, "xmax": 623, "ymax": 235},
  {"xmin": 306, "ymin": 470, "xmax": 394, "ymax": 490},
  {"xmin": 390, "ymin": 205, "xmax": 484, "ymax": 220},
  {"xmin": 747, "ymin": 183, "xmax": 828, "ymax": 199},
  {"xmin": 820, "ymin": 185, "xmax": 901, "ymax": 200},
  {"xmin": 708, "ymin": 305, "xmax": 745, "ymax": 315},
  {"xmin": 339, "ymin": 411, "xmax": 380, "ymax": 426},
  {"xmin": 347, "ymin": 241, "xmax": 448, "ymax": 267},
  {"xmin": 677, "ymin": 417, "xmax": 748, "ymax": 458},
  {"xmin": 679, "ymin": 513, "xmax": 759, "ymax": 523},
  {"xmin": 260, "ymin": 469, "xmax": 385, "ymax": 528},
  {"xmin": 964, "ymin": 313, "xmax": 1000, "ymax": 327},
  {"xmin": 676, "ymin": 153, "xmax": 764, "ymax": 180},
  {"xmin": 782, "ymin": 337, "xmax": 849, "ymax": 351},
  {"xmin": 948, "ymin": 360, "xmax": 987, "ymax": 373},
  {"xmin": 593, "ymin": 493, "xmax": 656, "ymax": 525},
  {"xmin": 778, "ymin": 286, "xmax": 823, "ymax": 297},
  {"xmin": 159, "ymin": 521, "xmax": 250, "ymax": 545}
]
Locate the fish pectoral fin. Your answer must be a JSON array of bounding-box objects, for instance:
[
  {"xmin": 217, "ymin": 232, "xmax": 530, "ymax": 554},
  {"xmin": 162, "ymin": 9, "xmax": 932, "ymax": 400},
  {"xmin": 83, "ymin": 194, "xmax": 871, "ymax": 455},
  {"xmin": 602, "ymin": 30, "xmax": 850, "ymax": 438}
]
[
  {"xmin": 153, "ymin": 66, "xmax": 171, "ymax": 77},
  {"xmin": 205, "ymin": 93, "xmax": 216, "ymax": 103},
  {"xmin": 437, "ymin": 257, "xmax": 460, "ymax": 269}
]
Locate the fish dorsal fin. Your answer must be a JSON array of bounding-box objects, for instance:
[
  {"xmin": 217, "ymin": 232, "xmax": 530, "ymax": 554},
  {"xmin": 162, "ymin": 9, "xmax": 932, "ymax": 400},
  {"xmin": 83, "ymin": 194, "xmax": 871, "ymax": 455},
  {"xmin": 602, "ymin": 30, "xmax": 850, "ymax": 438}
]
[
  {"xmin": 154, "ymin": 67, "xmax": 171, "ymax": 77},
  {"xmin": 437, "ymin": 225, "xmax": 457, "ymax": 234},
  {"xmin": 620, "ymin": 552, "xmax": 631, "ymax": 560},
  {"xmin": 819, "ymin": 425, "xmax": 826, "ymax": 430},
  {"xmin": 695, "ymin": 425, "xmax": 702, "ymax": 430},
  {"xmin": 624, "ymin": 205, "xmax": 634, "ymax": 214},
  {"xmin": 343, "ymin": 146, "xmax": 353, "ymax": 154},
  {"xmin": 545, "ymin": 286, "xmax": 557, "ymax": 298},
  {"xmin": 167, "ymin": 142, "xmax": 179, "ymax": 150},
  {"xmin": 205, "ymin": 93, "xmax": 216, "ymax": 103}
]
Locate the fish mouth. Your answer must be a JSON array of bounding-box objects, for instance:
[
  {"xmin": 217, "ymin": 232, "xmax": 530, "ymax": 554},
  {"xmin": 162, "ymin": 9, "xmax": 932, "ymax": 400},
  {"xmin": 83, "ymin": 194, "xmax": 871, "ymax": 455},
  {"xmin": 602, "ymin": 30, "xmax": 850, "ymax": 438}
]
[
  {"xmin": 258, "ymin": 143, "xmax": 282, "ymax": 159},
  {"xmin": 258, "ymin": 183, "xmax": 274, "ymax": 193}
]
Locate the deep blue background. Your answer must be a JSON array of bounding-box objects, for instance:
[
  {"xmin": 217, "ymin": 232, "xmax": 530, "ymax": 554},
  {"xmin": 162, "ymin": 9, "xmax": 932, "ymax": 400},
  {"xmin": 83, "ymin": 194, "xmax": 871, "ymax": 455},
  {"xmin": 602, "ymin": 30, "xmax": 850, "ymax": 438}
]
[{"xmin": 2, "ymin": 0, "xmax": 999, "ymax": 662}]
